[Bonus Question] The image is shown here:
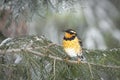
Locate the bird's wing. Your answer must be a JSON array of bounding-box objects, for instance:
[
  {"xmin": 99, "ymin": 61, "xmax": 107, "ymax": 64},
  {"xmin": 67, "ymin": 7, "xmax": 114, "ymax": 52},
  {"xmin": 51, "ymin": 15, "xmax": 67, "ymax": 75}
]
[{"xmin": 78, "ymin": 37, "xmax": 83, "ymax": 47}]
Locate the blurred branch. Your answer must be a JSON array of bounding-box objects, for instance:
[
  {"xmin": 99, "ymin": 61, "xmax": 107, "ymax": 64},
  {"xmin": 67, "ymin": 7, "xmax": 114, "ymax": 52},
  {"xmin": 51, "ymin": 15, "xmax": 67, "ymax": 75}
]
[{"xmin": 47, "ymin": 0, "xmax": 57, "ymax": 12}]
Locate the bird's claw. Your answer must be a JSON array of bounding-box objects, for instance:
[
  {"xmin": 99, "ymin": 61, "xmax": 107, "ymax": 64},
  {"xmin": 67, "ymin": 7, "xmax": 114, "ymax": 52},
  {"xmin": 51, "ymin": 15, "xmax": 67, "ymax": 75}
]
[{"xmin": 64, "ymin": 57, "xmax": 69, "ymax": 62}]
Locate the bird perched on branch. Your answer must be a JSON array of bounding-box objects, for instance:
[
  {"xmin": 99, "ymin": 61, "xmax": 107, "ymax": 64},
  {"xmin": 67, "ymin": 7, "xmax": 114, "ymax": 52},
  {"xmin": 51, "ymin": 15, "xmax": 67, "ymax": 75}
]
[{"xmin": 63, "ymin": 29, "xmax": 84, "ymax": 62}]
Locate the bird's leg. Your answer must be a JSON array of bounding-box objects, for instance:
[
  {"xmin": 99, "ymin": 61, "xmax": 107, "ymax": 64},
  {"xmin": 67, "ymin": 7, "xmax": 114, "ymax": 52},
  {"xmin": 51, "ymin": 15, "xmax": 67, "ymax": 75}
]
[{"xmin": 77, "ymin": 58, "xmax": 81, "ymax": 64}]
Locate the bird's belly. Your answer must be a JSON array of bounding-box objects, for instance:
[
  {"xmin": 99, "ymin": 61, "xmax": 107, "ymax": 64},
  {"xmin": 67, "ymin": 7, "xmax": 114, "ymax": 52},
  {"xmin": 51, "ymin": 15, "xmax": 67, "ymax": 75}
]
[{"xmin": 64, "ymin": 48, "xmax": 77, "ymax": 57}]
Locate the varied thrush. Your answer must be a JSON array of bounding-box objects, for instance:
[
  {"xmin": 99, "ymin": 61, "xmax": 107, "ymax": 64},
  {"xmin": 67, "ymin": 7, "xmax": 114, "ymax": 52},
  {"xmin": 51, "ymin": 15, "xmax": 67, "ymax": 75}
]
[{"xmin": 62, "ymin": 29, "xmax": 84, "ymax": 62}]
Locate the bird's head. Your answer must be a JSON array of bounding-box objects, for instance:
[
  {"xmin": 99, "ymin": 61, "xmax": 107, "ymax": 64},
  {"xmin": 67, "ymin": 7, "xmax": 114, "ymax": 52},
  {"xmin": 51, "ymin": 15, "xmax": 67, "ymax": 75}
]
[{"xmin": 64, "ymin": 29, "xmax": 77, "ymax": 38}]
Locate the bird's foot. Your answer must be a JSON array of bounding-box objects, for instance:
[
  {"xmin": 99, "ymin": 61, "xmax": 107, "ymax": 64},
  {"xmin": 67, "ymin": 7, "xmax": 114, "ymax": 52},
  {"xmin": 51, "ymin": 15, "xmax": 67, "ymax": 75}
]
[
  {"xmin": 64, "ymin": 57, "xmax": 69, "ymax": 62},
  {"xmin": 77, "ymin": 58, "xmax": 81, "ymax": 64}
]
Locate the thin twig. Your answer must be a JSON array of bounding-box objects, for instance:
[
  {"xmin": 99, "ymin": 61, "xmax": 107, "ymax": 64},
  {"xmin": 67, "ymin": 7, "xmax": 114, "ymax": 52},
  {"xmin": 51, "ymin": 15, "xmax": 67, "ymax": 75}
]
[
  {"xmin": 88, "ymin": 63, "xmax": 94, "ymax": 79},
  {"xmin": 53, "ymin": 59, "xmax": 56, "ymax": 80}
]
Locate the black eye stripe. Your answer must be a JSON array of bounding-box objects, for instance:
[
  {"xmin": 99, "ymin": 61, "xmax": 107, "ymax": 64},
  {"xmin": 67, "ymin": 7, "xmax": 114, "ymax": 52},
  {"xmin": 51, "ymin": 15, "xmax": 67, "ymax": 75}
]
[
  {"xmin": 64, "ymin": 36, "xmax": 76, "ymax": 40},
  {"xmin": 69, "ymin": 32, "xmax": 74, "ymax": 34}
]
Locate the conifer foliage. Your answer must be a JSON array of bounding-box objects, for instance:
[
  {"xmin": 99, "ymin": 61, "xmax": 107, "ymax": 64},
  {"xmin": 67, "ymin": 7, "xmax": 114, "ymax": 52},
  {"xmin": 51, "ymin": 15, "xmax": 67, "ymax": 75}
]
[{"xmin": 0, "ymin": 36, "xmax": 120, "ymax": 80}]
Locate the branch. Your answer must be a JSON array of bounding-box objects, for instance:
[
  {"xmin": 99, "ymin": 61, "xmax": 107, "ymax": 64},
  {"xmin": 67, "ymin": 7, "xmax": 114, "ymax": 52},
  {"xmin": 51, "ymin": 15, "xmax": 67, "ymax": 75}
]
[
  {"xmin": 0, "ymin": 44, "xmax": 120, "ymax": 69},
  {"xmin": 0, "ymin": 43, "xmax": 55, "ymax": 54},
  {"xmin": 26, "ymin": 49, "xmax": 120, "ymax": 69}
]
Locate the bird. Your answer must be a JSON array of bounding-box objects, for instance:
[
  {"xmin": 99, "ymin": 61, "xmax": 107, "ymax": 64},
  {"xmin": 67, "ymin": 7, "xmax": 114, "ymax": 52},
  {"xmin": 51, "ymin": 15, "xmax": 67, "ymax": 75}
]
[{"xmin": 62, "ymin": 29, "xmax": 84, "ymax": 62}]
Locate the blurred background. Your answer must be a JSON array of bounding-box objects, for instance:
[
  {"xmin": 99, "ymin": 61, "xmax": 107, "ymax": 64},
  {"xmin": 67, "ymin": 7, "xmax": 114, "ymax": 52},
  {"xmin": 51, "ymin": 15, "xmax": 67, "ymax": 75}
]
[{"xmin": 0, "ymin": 0, "xmax": 120, "ymax": 49}]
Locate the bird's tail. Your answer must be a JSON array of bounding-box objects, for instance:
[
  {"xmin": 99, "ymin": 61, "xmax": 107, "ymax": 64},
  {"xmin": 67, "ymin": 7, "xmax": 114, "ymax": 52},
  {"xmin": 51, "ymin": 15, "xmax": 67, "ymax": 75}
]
[{"xmin": 78, "ymin": 54, "xmax": 86, "ymax": 62}]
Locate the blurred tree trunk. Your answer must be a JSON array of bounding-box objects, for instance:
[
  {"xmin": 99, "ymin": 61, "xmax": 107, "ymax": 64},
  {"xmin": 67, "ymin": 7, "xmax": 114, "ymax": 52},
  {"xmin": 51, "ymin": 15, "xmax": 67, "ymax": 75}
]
[{"xmin": 0, "ymin": 1, "xmax": 28, "ymax": 37}]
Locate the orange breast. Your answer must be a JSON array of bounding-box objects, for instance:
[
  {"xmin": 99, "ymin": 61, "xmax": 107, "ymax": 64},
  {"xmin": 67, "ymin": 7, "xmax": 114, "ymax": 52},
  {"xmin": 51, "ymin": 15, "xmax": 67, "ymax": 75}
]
[{"xmin": 63, "ymin": 37, "xmax": 82, "ymax": 54}]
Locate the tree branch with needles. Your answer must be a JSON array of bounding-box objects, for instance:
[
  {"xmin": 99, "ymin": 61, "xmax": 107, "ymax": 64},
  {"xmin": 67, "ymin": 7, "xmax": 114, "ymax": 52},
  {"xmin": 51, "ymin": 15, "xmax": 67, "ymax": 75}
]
[{"xmin": 0, "ymin": 45, "xmax": 120, "ymax": 69}]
